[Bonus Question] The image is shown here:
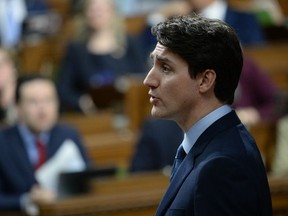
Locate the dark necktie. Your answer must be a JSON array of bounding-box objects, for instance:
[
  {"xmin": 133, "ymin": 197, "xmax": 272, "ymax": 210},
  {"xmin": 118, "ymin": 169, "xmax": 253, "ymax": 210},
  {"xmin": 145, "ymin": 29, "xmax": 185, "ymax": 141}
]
[
  {"xmin": 170, "ymin": 145, "xmax": 186, "ymax": 181},
  {"xmin": 35, "ymin": 139, "xmax": 46, "ymax": 169}
]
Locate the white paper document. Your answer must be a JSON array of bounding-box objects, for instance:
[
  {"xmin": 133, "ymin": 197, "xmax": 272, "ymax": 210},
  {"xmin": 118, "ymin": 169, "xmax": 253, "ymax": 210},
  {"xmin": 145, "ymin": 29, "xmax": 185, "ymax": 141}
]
[{"xmin": 35, "ymin": 139, "xmax": 86, "ymax": 192}]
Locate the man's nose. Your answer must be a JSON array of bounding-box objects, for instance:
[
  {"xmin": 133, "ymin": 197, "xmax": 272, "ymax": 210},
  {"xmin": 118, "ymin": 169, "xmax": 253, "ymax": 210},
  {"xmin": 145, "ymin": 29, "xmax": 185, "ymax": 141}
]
[{"xmin": 143, "ymin": 69, "xmax": 158, "ymax": 88}]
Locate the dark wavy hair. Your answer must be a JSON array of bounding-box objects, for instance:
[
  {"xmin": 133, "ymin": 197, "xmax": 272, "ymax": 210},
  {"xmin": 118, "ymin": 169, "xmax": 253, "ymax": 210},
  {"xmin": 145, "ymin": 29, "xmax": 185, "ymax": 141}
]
[
  {"xmin": 151, "ymin": 14, "xmax": 243, "ymax": 105},
  {"xmin": 15, "ymin": 74, "xmax": 54, "ymax": 104}
]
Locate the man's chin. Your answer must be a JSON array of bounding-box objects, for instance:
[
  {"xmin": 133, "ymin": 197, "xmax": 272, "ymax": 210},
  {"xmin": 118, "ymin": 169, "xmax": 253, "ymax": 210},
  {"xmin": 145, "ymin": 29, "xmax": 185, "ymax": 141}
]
[
  {"xmin": 29, "ymin": 122, "xmax": 55, "ymax": 134},
  {"xmin": 151, "ymin": 107, "xmax": 167, "ymax": 119}
]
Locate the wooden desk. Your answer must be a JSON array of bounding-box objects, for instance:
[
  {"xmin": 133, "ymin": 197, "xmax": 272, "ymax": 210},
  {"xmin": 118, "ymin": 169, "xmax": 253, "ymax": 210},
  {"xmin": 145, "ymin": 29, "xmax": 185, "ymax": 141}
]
[
  {"xmin": 59, "ymin": 111, "xmax": 117, "ymax": 135},
  {"xmin": 250, "ymin": 121, "xmax": 277, "ymax": 172},
  {"xmin": 83, "ymin": 131, "xmax": 137, "ymax": 168},
  {"xmin": 91, "ymin": 172, "xmax": 169, "ymax": 195},
  {"xmin": 35, "ymin": 172, "xmax": 288, "ymax": 216},
  {"xmin": 39, "ymin": 172, "xmax": 169, "ymax": 216},
  {"xmin": 40, "ymin": 189, "xmax": 163, "ymax": 216},
  {"xmin": 0, "ymin": 212, "xmax": 25, "ymax": 216},
  {"xmin": 269, "ymin": 176, "xmax": 288, "ymax": 215}
]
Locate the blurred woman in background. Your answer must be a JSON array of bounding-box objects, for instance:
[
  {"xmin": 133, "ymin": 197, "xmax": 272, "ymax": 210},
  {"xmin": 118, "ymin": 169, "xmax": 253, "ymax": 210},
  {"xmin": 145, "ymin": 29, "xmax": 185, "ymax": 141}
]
[
  {"xmin": 57, "ymin": 0, "xmax": 145, "ymax": 114},
  {"xmin": 0, "ymin": 47, "xmax": 17, "ymax": 125}
]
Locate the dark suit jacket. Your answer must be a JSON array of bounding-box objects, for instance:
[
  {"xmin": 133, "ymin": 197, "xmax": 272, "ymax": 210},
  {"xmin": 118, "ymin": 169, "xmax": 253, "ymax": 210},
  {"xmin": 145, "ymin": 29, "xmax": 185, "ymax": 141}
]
[
  {"xmin": 0, "ymin": 124, "xmax": 90, "ymax": 211},
  {"xmin": 225, "ymin": 7, "xmax": 265, "ymax": 46},
  {"xmin": 156, "ymin": 111, "xmax": 272, "ymax": 216},
  {"xmin": 130, "ymin": 119, "xmax": 183, "ymax": 172}
]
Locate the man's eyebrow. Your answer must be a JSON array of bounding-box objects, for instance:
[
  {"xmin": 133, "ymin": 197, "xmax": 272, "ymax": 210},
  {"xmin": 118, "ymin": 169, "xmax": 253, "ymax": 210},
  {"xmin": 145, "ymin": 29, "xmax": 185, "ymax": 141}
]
[{"xmin": 150, "ymin": 53, "xmax": 172, "ymax": 63}]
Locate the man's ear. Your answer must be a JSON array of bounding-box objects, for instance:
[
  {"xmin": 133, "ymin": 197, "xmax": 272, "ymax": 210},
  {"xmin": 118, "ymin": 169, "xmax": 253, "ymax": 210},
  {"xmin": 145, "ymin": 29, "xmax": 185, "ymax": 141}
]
[{"xmin": 198, "ymin": 69, "xmax": 216, "ymax": 93}]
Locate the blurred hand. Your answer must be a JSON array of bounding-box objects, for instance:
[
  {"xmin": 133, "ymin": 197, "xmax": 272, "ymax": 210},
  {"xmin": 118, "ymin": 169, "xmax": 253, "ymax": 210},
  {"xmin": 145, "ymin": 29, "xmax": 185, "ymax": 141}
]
[
  {"xmin": 79, "ymin": 94, "xmax": 98, "ymax": 115},
  {"xmin": 236, "ymin": 107, "xmax": 261, "ymax": 126},
  {"xmin": 29, "ymin": 185, "xmax": 57, "ymax": 204}
]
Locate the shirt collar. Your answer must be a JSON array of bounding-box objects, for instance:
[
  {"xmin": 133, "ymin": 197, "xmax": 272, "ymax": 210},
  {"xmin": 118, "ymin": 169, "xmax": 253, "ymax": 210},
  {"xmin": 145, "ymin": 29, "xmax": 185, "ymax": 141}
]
[
  {"xmin": 18, "ymin": 123, "xmax": 50, "ymax": 146},
  {"xmin": 199, "ymin": 0, "xmax": 228, "ymax": 21},
  {"xmin": 182, "ymin": 105, "xmax": 232, "ymax": 154}
]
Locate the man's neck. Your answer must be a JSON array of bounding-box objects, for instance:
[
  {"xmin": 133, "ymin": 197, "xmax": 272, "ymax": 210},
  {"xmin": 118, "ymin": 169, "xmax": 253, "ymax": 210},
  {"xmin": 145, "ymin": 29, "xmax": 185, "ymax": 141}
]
[{"xmin": 178, "ymin": 100, "xmax": 225, "ymax": 132}]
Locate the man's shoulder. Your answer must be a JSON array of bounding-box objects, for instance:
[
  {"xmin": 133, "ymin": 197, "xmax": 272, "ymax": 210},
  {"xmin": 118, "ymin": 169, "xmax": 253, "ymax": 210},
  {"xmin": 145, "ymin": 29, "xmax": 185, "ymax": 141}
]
[
  {"xmin": 51, "ymin": 123, "xmax": 80, "ymax": 136},
  {"xmin": 0, "ymin": 125, "xmax": 19, "ymax": 138},
  {"xmin": 0, "ymin": 125, "xmax": 20, "ymax": 152}
]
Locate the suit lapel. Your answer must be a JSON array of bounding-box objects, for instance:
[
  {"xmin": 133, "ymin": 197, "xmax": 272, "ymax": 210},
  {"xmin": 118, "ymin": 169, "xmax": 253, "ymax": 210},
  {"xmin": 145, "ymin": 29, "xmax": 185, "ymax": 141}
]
[
  {"xmin": 46, "ymin": 125, "xmax": 62, "ymax": 160},
  {"xmin": 10, "ymin": 127, "xmax": 36, "ymax": 184},
  {"xmin": 156, "ymin": 111, "xmax": 241, "ymax": 216},
  {"xmin": 156, "ymin": 151, "xmax": 194, "ymax": 216}
]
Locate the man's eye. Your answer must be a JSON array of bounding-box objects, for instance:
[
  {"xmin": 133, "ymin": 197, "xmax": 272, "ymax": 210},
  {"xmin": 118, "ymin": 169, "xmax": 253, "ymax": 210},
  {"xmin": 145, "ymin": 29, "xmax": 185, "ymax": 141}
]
[{"xmin": 162, "ymin": 65, "xmax": 171, "ymax": 73}]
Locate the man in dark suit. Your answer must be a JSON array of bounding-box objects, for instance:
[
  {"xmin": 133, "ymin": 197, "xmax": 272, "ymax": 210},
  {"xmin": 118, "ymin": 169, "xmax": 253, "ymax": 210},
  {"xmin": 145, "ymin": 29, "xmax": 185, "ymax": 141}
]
[
  {"xmin": 144, "ymin": 14, "xmax": 272, "ymax": 215},
  {"xmin": 0, "ymin": 75, "xmax": 90, "ymax": 213},
  {"xmin": 189, "ymin": 0, "xmax": 265, "ymax": 46},
  {"xmin": 130, "ymin": 119, "xmax": 183, "ymax": 172}
]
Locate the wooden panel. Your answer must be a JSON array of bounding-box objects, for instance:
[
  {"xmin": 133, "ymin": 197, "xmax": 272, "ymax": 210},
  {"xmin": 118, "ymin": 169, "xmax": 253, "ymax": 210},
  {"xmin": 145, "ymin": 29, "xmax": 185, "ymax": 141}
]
[
  {"xmin": 39, "ymin": 172, "xmax": 168, "ymax": 216},
  {"xmin": 91, "ymin": 172, "xmax": 169, "ymax": 195},
  {"xmin": 37, "ymin": 172, "xmax": 288, "ymax": 216},
  {"xmin": 59, "ymin": 111, "xmax": 116, "ymax": 135},
  {"xmin": 19, "ymin": 38, "xmax": 56, "ymax": 75},
  {"xmin": 40, "ymin": 190, "xmax": 163, "ymax": 216},
  {"xmin": 47, "ymin": 0, "xmax": 71, "ymax": 19},
  {"xmin": 269, "ymin": 176, "xmax": 288, "ymax": 215},
  {"xmin": 124, "ymin": 79, "xmax": 151, "ymax": 131},
  {"xmin": 228, "ymin": 0, "xmax": 253, "ymax": 11},
  {"xmin": 83, "ymin": 131, "xmax": 137, "ymax": 168},
  {"xmin": 250, "ymin": 121, "xmax": 277, "ymax": 172},
  {"xmin": 244, "ymin": 42, "xmax": 288, "ymax": 91},
  {"xmin": 0, "ymin": 213, "xmax": 25, "ymax": 216},
  {"xmin": 278, "ymin": 0, "xmax": 288, "ymax": 16},
  {"xmin": 125, "ymin": 15, "xmax": 147, "ymax": 35}
]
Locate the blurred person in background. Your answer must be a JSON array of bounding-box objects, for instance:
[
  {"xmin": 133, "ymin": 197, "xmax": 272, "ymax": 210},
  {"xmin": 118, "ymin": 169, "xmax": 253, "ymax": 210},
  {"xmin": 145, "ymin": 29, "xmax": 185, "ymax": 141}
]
[
  {"xmin": 0, "ymin": 75, "xmax": 90, "ymax": 214},
  {"xmin": 130, "ymin": 118, "xmax": 183, "ymax": 173},
  {"xmin": 0, "ymin": 0, "xmax": 27, "ymax": 50},
  {"xmin": 22, "ymin": 0, "xmax": 62, "ymax": 40},
  {"xmin": 141, "ymin": 0, "xmax": 266, "ymax": 59},
  {"xmin": 233, "ymin": 57, "xmax": 278, "ymax": 126},
  {"xmin": 0, "ymin": 47, "xmax": 18, "ymax": 125},
  {"xmin": 56, "ymin": 0, "xmax": 146, "ymax": 114},
  {"xmin": 0, "ymin": 0, "xmax": 63, "ymax": 49},
  {"xmin": 187, "ymin": 0, "xmax": 266, "ymax": 46},
  {"xmin": 25, "ymin": 0, "xmax": 49, "ymax": 11}
]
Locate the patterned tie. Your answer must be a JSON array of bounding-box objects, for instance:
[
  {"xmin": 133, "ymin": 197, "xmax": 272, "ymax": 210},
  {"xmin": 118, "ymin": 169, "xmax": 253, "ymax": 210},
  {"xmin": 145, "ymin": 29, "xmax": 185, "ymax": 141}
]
[
  {"xmin": 35, "ymin": 139, "xmax": 46, "ymax": 169},
  {"xmin": 170, "ymin": 145, "xmax": 186, "ymax": 181}
]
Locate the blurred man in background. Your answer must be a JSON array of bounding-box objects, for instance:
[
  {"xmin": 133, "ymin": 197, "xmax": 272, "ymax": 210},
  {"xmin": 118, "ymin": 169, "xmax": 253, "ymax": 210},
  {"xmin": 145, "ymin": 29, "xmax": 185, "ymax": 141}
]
[{"xmin": 0, "ymin": 75, "xmax": 90, "ymax": 215}]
